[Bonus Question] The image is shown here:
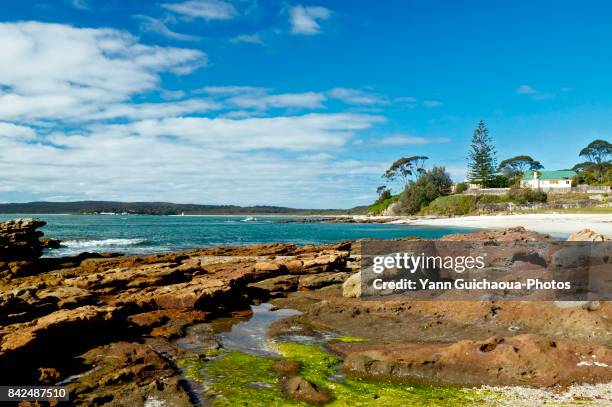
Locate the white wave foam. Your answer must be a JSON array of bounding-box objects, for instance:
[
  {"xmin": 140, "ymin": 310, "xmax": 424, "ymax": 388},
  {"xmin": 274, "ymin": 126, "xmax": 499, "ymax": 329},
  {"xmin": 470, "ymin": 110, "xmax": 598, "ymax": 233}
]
[{"xmin": 62, "ymin": 238, "xmax": 148, "ymax": 249}]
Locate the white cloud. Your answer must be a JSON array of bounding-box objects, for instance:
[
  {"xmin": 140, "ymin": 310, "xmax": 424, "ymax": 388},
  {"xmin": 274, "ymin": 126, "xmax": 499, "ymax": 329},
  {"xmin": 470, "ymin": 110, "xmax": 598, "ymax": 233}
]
[
  {"xmin": 516, "ymin": 84, "xmax": 536, "ymax": 94},
  {"xmin": 289, "ymin": 5, "xmax": 331, "ymax": 35},
  {"xmin": 227, "ymin": 92, "xmax": 326, "ymax": 110},
  {"xmin": 230, "ymin": 33, "xmax": 264, "ymax": 45},
  {"xmin": 162, "ymin": 0, "xmax": 237, "ymax": 21},
  {"xmin": 0, "ymin": 122, "xmax": 36, "ymax": 140},
  {"xmin": 85, "ymin": 99, "xmax": 220, "ymax": 120},
  {"xmin": 0, "ymin": 21, "xmax": 393, "ymax": 207},
  {"xmin": 0, "ymin": 114, "xmax": 385, "ymax": 207},
  {"xmin": 136, "ymin": 15, "xmax": 200, "ymax": 41},
  {"xmin": 160, "ymin": 89, "xmax": 187, "ymax": 100},
  {"xmin": 102, "ymin": 113, "xmax": 383, "ymax": 151},
  {"xmin": 328, "ymin": 87, "xmax": 388, "ymax": 105},
  {"xmin": 70, "ymin": 0, "xmax": 89, "ymax": 10},
  {"xmin": 516, "ymin": 84, "xmax": 555, "ymax": 100},
  {"xmin": 423, "ymin": 100, "xmax": 443, "ymax": 108},
  {"xmin": 198, "ymin": 85, "xmax": 266, "ymax": 95},
  {"xmin": 379, "ymin": 135, "xmax": 450, "ymax": 145},
  {"xmin": 0, "ymin": 22, "xmax": 205, "ymax": 122},
  {"xmin": 197, "ymin": 87, "xmax": 326, "ymax": 110}
]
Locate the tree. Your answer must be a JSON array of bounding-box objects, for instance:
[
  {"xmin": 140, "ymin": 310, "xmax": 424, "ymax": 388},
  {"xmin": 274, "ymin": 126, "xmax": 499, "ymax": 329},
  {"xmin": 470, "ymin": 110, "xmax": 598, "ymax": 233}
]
[
  {"xmin": 375, "ymin": 185, "xmax": 391, "ymax": 203},
  {"xmin": 498, "ymin": 155, "xmax": 543, "ymax": 178},
  {"xmin": 399, "ymin": 166, "xmax": 452, "ymax": 215},
  {"xmin": 467, "ymin": 120, "xmax": 497, "ymax": 187},
  {"xmin": 383, "ymin": 156, "xmax": 429, "ymax": 187},
  {"xmin": 578, "ymin": 139, "xmax": 612, "ymax": 183}
]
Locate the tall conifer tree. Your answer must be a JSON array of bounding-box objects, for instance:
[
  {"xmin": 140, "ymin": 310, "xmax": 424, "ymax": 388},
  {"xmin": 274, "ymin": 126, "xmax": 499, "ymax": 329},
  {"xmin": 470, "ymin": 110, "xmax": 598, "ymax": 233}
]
[{"xmin": 467, "ymin": 120, "xmax": 497, "ymax": 186}]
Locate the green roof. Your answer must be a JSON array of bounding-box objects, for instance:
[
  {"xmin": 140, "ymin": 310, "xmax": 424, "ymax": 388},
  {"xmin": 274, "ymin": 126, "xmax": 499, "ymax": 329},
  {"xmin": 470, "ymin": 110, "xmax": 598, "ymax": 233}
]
[{"xmin": 522, "ymin": 170, "xmax": 577, "ymax": 180}]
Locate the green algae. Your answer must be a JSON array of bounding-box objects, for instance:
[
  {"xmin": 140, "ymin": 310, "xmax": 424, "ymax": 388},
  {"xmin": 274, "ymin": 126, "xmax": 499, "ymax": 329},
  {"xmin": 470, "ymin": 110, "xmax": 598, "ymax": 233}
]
[
  {"xmin": 202, "ymin": 351, "xmax": 301, "ymax": 406},
  {"xmin": 335, "ymin": 336, "xmax": 369, "ymax": 343},
  {"xmin": 177, "ymin": 355, "xmax": 206, "ymax": 382},
  {"xmin": 186, "ymin": 341, "xmax": 497, "ymax": 406}
]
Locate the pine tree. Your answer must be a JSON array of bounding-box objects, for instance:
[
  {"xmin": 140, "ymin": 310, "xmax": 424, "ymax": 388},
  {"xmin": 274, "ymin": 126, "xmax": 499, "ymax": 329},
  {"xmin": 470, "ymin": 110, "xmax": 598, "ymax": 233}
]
[{"xmin": 467, "ymin": 120, "xmax": 497, "ymax": 187}]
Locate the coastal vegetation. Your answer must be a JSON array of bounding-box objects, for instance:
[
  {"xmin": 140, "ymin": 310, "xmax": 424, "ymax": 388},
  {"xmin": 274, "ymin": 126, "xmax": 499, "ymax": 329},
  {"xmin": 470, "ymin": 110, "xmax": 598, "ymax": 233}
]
[
  {"xmin": 370, "ymin": 120, "xmax": 610, "ymax": 216},
  {"xmin": 182, "ymin": 342, "xmax": 493, "ymax": 406},
  {"xmin": 573, "ymin": 139, "xmax": 612, "ymax": 185},
  {"xmin": 420, "ymin": 188, "xmax": 548, "ymax": 216},
  {"xmin": 398, "ymin": 167, "xmax": 453, "ymax": 215}
]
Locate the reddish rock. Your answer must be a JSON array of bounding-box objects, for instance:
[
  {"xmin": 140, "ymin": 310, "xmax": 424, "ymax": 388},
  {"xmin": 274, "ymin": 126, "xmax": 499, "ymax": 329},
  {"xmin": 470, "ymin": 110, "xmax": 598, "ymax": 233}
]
[
  {"xmin": 271, "ymin": 360, "xmax": 301, "ymax": 376},
  {"xmin": 282, "ymin": 375, "xmax": 333, "ymax": 405},
  {"xmin": 336, "ymin": 334, "xmax": 612, "ymax": 387},
  {"xmin": 440, "ymin": 226, "xmax": 554, "ymax": 242}
]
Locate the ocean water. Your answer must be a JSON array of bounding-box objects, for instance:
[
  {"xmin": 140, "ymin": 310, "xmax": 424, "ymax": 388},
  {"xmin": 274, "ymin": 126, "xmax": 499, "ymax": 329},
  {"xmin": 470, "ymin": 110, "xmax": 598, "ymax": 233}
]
[{"xmin": 0, "ymin": 214, "xmax": 476, "ymax": 257}]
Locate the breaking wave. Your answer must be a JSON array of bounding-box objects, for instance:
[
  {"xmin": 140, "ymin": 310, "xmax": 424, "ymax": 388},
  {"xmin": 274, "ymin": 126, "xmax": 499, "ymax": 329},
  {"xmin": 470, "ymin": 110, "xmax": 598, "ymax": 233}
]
[{"xmin": 61, "ymin": 238, "xmax": 149, "ymax": 249}]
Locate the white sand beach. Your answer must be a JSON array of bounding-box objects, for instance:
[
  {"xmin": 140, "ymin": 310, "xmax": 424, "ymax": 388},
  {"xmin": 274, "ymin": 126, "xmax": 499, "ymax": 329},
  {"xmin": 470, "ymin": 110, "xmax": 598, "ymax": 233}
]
[{"xmin": 389, "ymin": 213, "xmax": 612, "ymax": 237}]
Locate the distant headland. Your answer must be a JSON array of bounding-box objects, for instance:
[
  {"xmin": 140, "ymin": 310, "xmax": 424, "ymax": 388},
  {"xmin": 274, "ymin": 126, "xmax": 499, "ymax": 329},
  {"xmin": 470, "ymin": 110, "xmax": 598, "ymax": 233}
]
[{"xmin": 0, "ymin": 201, "xmax": 367, "ymax": 216}]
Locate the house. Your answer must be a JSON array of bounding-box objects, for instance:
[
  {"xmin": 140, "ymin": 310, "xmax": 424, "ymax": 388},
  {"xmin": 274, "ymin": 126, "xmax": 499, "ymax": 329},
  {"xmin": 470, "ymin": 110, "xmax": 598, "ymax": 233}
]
[{"xmin": 520, "ymin": 170, "xmax": 576, "ymax": 189}]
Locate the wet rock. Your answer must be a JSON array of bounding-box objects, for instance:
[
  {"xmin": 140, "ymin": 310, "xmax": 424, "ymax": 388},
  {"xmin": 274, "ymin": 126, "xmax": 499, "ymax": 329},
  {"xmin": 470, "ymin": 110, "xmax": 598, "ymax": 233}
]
[
  {"xmin": 40, "ymin": 237, "xmax": 61, "ymax": 249},
  {"xmin": 283, "ymin": 375, "xmax": 333, "ymax": 405}
]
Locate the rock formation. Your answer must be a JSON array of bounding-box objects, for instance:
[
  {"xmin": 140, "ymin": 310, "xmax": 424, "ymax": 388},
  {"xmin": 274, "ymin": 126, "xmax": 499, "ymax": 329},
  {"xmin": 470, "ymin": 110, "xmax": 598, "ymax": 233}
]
[
  {"xmin": 0, "ymin": 219, "xmax": 610, "ymax": 405},
  {"xmin": 0, "ymin": 218, "xmax": 47, "ymax": 278}
]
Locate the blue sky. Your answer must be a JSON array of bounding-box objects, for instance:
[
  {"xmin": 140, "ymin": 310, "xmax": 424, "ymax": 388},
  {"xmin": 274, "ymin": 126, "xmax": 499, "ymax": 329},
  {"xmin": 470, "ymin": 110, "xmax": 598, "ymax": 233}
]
[{"xmin": 1, "ymin": 0, "xmax": 611, "ymax": 208}]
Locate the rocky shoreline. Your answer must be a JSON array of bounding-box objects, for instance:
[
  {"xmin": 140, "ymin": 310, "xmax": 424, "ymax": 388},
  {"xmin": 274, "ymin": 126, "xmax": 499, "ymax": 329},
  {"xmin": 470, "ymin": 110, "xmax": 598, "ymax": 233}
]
[{"xmin": 0, "ymin": 219, "xmax": 610, "ymax": 406}]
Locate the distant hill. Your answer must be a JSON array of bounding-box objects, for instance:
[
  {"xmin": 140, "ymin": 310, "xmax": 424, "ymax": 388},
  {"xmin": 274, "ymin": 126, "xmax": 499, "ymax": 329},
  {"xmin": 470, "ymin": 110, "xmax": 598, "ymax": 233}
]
[{"xmin": 0, "ymin": 201, "xmax": 368, "ymax": 216}]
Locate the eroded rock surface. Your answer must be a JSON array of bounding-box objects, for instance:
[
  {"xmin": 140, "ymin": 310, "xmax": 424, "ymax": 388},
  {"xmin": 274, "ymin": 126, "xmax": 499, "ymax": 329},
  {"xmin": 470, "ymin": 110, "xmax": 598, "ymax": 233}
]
[
  {"xmin": 1, "ymin": 220, "xmax": 610, "ymax": 405},
  {"xmin": 0, "ymin": 219, "xmax": 353, "ymax": 404}
]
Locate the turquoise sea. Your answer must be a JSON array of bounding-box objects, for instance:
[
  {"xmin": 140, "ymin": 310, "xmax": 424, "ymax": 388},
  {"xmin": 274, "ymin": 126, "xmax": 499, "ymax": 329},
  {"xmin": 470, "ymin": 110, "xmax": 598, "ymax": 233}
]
[{"xmin": 0, "ymin": 214, "xmax": 475, "ymax": 257}]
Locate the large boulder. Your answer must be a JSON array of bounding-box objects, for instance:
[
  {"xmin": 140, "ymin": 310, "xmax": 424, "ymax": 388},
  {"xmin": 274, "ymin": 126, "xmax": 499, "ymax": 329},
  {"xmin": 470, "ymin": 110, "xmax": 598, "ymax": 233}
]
[
  {"xmin": 567, "ymin": 229, "xmax": 610, "ymax": 241},
  {"xmin": 342, "ymin": 272, "xmax": 361, "ymax": 298}
]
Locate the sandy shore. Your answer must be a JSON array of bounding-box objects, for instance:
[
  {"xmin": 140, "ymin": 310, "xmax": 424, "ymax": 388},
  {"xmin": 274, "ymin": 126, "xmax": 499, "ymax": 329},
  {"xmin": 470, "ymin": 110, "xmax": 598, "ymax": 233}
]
[{"xmin": 387, "ymin": 213, "xmax": 612, "ymax": 237}]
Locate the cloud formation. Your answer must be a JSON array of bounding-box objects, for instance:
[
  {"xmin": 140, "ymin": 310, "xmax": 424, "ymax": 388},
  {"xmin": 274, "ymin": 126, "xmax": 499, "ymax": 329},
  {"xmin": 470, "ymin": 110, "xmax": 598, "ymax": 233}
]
[
  {"xmin": 328, "ymin": 88, "xmax": 388, "ymax": 106},
  {"xmin": 161, "ymin": 0, "xmax": 238, "ymax": 21},
  {"xmin": 516, "ymin": 84, "xmax": 555, "ymax": 100},
  {"xmin": 136, "ymin": 15, "xmax": 200, "ymax": 41},
  {"xmin": 0, "ymin": 21, "xmax": 391, "ymax": 207},
  {"xmin": 0, "ymin": 22, "xmax": 205, "ymax": 122},
  {"xmin": 289, "ymin": 5, "xmax": 331, "ymax": 35}
]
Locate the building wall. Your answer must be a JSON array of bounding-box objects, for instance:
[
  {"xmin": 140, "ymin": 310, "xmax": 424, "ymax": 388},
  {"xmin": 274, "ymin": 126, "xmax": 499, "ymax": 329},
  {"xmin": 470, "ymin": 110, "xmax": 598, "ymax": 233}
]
[{"xmin": 521, "ymin": 179, "xmax": 571, "ymax": 189}]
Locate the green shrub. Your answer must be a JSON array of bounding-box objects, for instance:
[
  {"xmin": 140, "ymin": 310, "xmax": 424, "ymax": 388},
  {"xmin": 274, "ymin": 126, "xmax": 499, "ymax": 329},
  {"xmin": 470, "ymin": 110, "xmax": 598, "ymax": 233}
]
[
  {"xmin": 454, "ymin": 182, "xmax": 469, "ymax": 194},
  {"xmin": 420, "ymin": 195, "xmax": 477, "ymax": 216},
  {"xmin": 486, "ymin": 175, "xmax": 511, "ymax": 188},
  {"xmin": 368, "ymin": 194, "xmax": 399, "ymax": 214},
  {"xmin": 508, "ymin": 188, "xmax": 547, "ymax": 204},
  {"xmin": 399, "ymin": 167, "xmax": 453, "ymax": 215}
]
